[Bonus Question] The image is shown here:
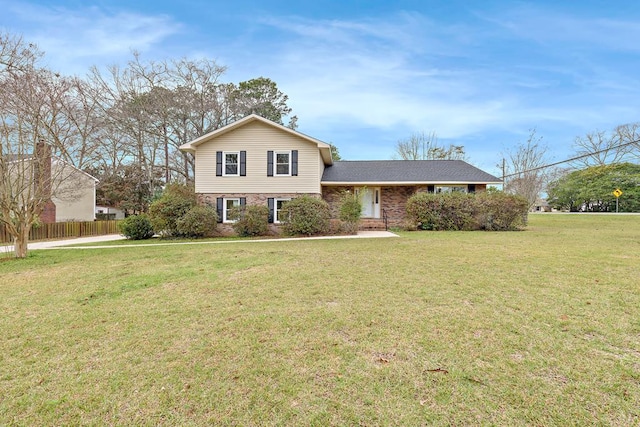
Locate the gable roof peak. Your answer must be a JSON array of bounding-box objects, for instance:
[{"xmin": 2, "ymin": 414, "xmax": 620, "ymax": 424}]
[{"xmin": 179, "ymin": 114, "xmax": 333, "ymax": 164}]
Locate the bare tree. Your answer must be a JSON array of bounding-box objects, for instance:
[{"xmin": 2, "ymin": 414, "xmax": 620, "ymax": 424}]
[
  {"xmin": 0, "ymin": 34, "xmax": 82, "ymax": 257},
  {"xmin": 571, "ymin": 125, "xmax": 637, "ymax": 168},
  {"xmin": 53, "ymin": 77, "xmax": 105, "ymax": 170},
  {"xmin": 86, "ymin": 54, "xmax": 231, "ymax": 186},
  {"xmin": 3, "ymin": 34, "xmax": 300, "ymax": 235},
  {"xmin": 393, "ymin": 131, "xmax": 466, "ymax": 160},
  {"xmin": 502, "ymin": 129, "xmax": 550, "ymax": 210},
  {"xmin": 87, "ymin": 60, "xmax": 166, "ymax": 203},
  {"xmin": 0, "ymin": 32, "xmax": 41, "ymax": 72},
  {"xmin": 157, "ymin": 56, "xmax": 228, "ymax": 181},
  {"xmin": 615, "ymin": 123, "xmax": 640, "ymax": 162}
]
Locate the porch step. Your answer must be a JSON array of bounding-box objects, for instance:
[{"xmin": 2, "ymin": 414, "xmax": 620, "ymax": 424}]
[{"xmin": 359, "ymin": 218, "xmax": 387, "ymax": 231}]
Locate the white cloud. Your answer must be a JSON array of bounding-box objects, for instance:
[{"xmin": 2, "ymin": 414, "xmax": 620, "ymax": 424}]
[
  {"xmin": 3, "ymin": 1, "xmax": 639, "ymax": 166},
  {"xmin": 480, "ymin": 5, "xmax": 640, "ymax": 52},
  {"xmin": 1, "ymin": 1, "xmax": 181, "ymax": 74},
  {"xmin": 228, "ymin": 14, "xmax": 523, "ymax": 140},
  {"xmin": 228, "ymin": 8, "xmax": 640, "ymax": 155}
]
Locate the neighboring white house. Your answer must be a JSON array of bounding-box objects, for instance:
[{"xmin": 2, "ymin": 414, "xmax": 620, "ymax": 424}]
[
  {"xmin": 51, "ymin": 159, "xmax": 98, "ymax": 222},
  {"xmin": 3, "ymin": 143, "xmax": 98, "ymax": 223},
  {"xmin": 95, "ymin": 205, "xmax": 125, "ymax": 220}
]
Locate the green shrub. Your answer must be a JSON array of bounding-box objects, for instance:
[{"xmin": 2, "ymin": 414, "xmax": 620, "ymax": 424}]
[
  {"xmin": 231, "ymin": 205, "xmax": 270, "ymax": 237},
  {"xmin": 407, "ymin": 193, "xmax": 438, "ymax": 230},
  {"xmin": 119, "ymin": 214, "xmax": 154, "ymax": 240},
  {"xmin": 406, "ymin": 190, "xmax": 528, "ymax": 231},
  {"xmin": 338, "ymin": 190, "xmax": 362, "ymax": 234},
  {"xmin": 175, "ymin": 205, "xmax": 218, "ymax": 238},
  {"xmin": 406, "ymin": 192, "xmax": 475, "ymax": 230},
  {"xmin": 475, "ymin": 191, "xmax": 529, "ymax": 231},
  {"xmin": 279, "ymin": 195, "xmax": 331, "ymax": 236},
  {"xmin": 148, "ymin": 184, "xmax": 197, "ymax": 236}
]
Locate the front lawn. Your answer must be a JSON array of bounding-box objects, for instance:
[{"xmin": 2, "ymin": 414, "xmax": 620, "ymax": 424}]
[{"xmin": 1, "ymin": 214, "xmax": 638, "ymax": 425}]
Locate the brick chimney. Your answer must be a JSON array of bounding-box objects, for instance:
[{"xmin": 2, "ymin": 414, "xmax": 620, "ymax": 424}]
[{"xmin": 35, "ymin": 140, "xmax": 56, "ymax": 223}]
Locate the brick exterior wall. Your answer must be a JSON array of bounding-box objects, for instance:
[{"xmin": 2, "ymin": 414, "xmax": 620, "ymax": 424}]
[
  {"xmin": 198, "ymin": 192, "xmax": 322, "ymax": 235},
  {"xmin": 380, "ymin": 186, "xmax": 418, "ymax": 227},
  {"xmin": 322, "ymin": 184, "xmax": 488, "ymax": 228},
  {"xmin": 200, "ymin": 184, "xmax": 490, "ymax": 234},
  {"xmin": 322, "ymin": 185, "xmax": 417, "ymax": 227},
  {"xmin": 35, "ymin": 142, "xmax": 56, "ymax": 224},
  {"xmin": 321, "ymin": 186, "xmax": 351, "ymax": 218},
  {"xmin": 40, "ymin": 201, "xmax": 57, "ymax": 224}
]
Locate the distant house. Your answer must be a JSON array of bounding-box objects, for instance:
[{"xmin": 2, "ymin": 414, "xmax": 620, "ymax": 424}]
[
  {"xmin": 531, "ymin": 198, "xmax": 552, "ymax": 212},
  {"xmin": 3, "ymin": 143, "xmax": 98, "ymax": 223},
  {"xmin": 180, "ymin": 114, "xmax": 502, "ymax": 230},
  {"xmin": 51, "ymin": 161, "xmax": 98, "ymax": 222},
  {"xmin": 95, "ymin": 206, "xmax": 125, "ymax": 220}
]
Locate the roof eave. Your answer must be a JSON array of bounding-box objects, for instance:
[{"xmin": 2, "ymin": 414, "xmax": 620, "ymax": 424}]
[
  {"xmin": 179, "ymin": 143, "xmax": 195, "ymax": 153},
  {"xmin": 321, "ymin": 180, "xmax": 503, "ymax": 186},
  {"xmin": 180, "ymin": 114, "xmax": 333, "ymax": 161}
]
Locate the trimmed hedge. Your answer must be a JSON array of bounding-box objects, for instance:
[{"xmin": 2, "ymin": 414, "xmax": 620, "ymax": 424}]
[{"xmin": 406, "ymin": 191, "xmax": 528, "ymax": 231}]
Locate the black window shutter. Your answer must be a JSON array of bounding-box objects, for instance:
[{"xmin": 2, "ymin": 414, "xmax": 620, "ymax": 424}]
[
  {"xmin": 468, "ymin": 184, "xmax": 476, "ymax": 193},
  {"xmin": 267, "ymin": 151, "xmax": 274, "ymax": 176},
  {"xmin": 216, "ymin": 151, "xmax": 222, "ymax": 176},
  {"xmin": 267, "ymin": 198, "xmax": 274, "ymax": 223},
  {"xmin": 240, "ymin": 197, "xmax": 246, "ymax": 206},
  {"xmin": 291, "ymin": 150, "xmax": 298, "ymax": 176},
  {"xmin": 427, "ymin": 185, "xmax": 435, "ymax": 193},
  {"xmin": 240, "ymin": 151, "xmax": 246, "ymax": 176},
  {"xmin": 216, "ymin": 198, "xmax": 223, "ymax": 223}
]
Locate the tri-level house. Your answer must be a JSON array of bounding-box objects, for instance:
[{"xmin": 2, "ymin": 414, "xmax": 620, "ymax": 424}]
[{"xmin": 179, "ymin": 114, "xmax": 502, "ymax": 231}]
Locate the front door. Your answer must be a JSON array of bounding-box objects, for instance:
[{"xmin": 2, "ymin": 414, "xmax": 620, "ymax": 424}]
[{"xmin": 360, "ymin": 187, "xmax": 380, "ymax": 218}]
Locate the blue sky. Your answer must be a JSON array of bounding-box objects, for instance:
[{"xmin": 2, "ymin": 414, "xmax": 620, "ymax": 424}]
[{"xmin": 2, "ymin": 0, "xmax": 640, "ymax": 175}]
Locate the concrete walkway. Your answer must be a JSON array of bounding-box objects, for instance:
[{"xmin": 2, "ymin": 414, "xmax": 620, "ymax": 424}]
[
  {"xmin": 0, "ymin": 230, "xmax": 399, "ymax": 253},
  {"xmin": 0, "ymin": 234, "xmax": 127, "ymax": 253}
]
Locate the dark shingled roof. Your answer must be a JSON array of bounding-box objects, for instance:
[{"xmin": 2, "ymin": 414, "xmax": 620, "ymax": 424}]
[{"xmin": 321, "ymin": 160, "xmax": 501, "ymax": 184}]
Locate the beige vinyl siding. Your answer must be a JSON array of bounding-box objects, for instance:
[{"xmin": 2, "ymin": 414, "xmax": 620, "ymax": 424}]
[
  {"xmin": 318, "ymin": 155, "xmax": 326, "ymax": 191},
  {"xmin": 195, "ymin": 120, "xmax": 323, "ymax": 194},
  {"xmin": 51, "ymin": 163, "xmax": 97, "ymax": 222}
]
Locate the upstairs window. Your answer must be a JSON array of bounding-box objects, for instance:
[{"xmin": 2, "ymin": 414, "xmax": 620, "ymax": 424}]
[
  {"xmin": 216, "ymin": 151, "xmax": 246, "ymax": 177},
  {"xmin": 275, "ymin": 151, "xmax": 290, "ymax": 176},
  {"xmin": 224, "ymin": 152, "xmax": 239, "ymax": 176},
  {"xmin": 267, "ymin": 150, "xmax": 298, "ymax": 176}
]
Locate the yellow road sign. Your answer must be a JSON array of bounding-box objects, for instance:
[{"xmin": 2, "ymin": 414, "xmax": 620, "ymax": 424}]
[{"xmin": 613, "ymin": 188, "xmax": 623, "ymax": 198}]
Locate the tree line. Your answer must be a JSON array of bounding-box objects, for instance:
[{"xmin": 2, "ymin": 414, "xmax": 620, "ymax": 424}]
[
  {"xmin": 501, "ymin": 125, "xmax": 640, "ymax": 211},
  {"xmin": 1, "ymin": 31, "xmax": 296, "ymax": 211},
  {"xmin": 1, "ymin": 31, "xmax": 296, "ymax": 257}
]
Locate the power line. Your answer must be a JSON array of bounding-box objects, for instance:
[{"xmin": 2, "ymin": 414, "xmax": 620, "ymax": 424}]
[{"xmin": 502, "ymin": 138, "xmax": 640, "ymax": 179}]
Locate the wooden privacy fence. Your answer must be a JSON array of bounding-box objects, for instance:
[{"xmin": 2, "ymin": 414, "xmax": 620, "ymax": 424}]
[{"xmin": 0, "ymin": 220, "xmax": 122, "ymax": 243}]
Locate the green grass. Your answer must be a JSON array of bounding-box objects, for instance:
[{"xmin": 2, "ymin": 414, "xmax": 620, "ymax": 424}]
[{"xmin": 1, "ymin": 214, "xmax": 639, "ymax": 425}]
